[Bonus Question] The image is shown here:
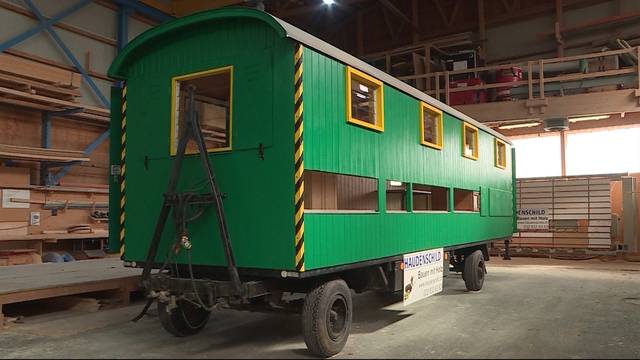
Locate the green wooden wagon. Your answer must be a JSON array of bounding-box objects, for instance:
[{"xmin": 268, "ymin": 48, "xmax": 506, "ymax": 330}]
[{"xmin": 108, "ymin": 7, "xmax": 515, "ymax": 357}]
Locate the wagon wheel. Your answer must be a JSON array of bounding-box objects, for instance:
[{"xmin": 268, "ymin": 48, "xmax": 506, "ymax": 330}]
[
  {"xmin": 463, "ymin": 250, "xmax": 486, "ymax": 292},
  {"xmin": 302, "ymin": 279, "xmax": 353, "ymax": 358},
  {"xmin": 158, "ymin": 299, "xmax": 211, "ymax": 337}
]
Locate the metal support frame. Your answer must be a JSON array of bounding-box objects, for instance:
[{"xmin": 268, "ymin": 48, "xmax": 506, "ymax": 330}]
[
  {"xmin": 117, "ymin": 5, "xmax": 132, "ymax": 52},
  {"xmin": 0, "ymin": 1, "xmax": 173, "ymax": 184},
  {"xmin": 111, "ymin": 0, "xmax": 173, "ymax": 22},
  {"xmin": 0, "ymin": 0, "xmax": 92, "ymax": 53},
  {"xmin": 22, "ymin": 0, "xmax": 109, "ymax": 108},
  {"xmin": 39, "ymin": 108, "xmax": 83, "ymax": 186}
]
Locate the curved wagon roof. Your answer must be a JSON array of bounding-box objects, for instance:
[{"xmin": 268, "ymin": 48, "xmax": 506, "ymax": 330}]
[{"xmin": 109, "ymin": 8, "xmax": 511, "ymax": 144}]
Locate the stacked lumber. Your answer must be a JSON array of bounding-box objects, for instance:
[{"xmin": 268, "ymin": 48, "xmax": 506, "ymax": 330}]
[
  {"xmin": 0, "ymin": 144, "xmax": 90, "ymax": 163},
  {"xmin": 0, "ymin": 166, "xmax": 109, "ymax": 263},
  {"xmin": 0, "ymin": 53, "xmax": 109, "ymax": 124}
]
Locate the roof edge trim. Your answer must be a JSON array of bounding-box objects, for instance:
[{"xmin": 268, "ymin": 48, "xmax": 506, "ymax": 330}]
[{"xmin": 108, "ymin": 8, "xmax": 287, "ymax": 79}]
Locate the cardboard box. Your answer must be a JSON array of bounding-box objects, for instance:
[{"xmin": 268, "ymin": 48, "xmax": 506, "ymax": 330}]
[{"xmin": 0, "ymin": 166, "xmax": 30, "ymax": 187}]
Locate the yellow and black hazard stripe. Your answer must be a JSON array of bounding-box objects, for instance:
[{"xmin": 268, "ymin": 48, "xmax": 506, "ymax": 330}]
[
  {"xmin": 294, "ymin": 44, "xmax": 305, "ymax": 272},
  {"xmin": 119, "ymin": 83, "xmax": 127, "ymax": 257}
]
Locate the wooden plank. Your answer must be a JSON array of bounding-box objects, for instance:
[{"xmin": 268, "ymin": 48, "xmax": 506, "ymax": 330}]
[
  {"xmin": 0, "ymin": 53, "xmax": 81, "ymax": 88},
  {"xmin": 590, "ymin": 220, "xmax": 612, "ymax": 226},
  {"xmin": 0, "ymin": 222, "xmax": 28, "ymax": 236},
  {"xmin": 0, "ymin": 86, "xmax": 108, "ymax": 116},
  {"xmin": 590, "ymin": 207, "xmax": 612, "ymax": 214},
  {"xmin": 5, "ymin": 49, "xmax": 111, "ymax": 83},
  {"xmin": 520, "ymin": 198, "xmax": 553, "ymax": 204},
  {"xmin": 0, "ymin": 232, "xmax": 107, "ymax": 242},
  {"xmin": 0, "ymin": 73, "xmax": 80, "ymax": 98}
]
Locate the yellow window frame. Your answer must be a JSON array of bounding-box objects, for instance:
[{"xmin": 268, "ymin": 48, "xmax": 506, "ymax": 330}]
[
  {"xmin": 346, "ymin": 66, "xmax": 384, "ymax": 132},
  {"xmin": 495, "ymin": 138, "xmax": 507, "ymax": 169},
  {"xmin": 169, "ymin": 65, "xmax": 233, "ymax": 156},
  {"xmin": 462, "ymin": 122, "xmax": 479, "ymax": 160},
  {"xmin": 420, "ymin": 102, "xmax": 443, "ymax": 150}
]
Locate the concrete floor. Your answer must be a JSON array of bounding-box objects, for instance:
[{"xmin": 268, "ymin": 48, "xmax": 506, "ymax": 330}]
[{"xmin": 2, "ymin": 258, "xmax": 640, "ymax": 358}]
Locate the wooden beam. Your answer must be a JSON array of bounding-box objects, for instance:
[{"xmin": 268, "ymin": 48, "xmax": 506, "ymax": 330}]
[
  {"xmin": 432, "ymin": 0, "xmax": 449, "ymax": 27},
  {"xmin": 539, "ymin": 12, "xmax": 640, "ymax": 39},
  {"xmin": 555, "ymin": 0, "xmax": 564, "ymax": 57},
  {"xmin": 478, "ymin": 0, "xmax": 486, "ymax": 61},
  {"xmin": 455, "ymin": 89, "xmax": 640, "ymax": 124},
  {"xmin": 0, "ymin": 86, "xmax": 109, "ymax": 116},
  {"xmin": 357, "ymin": 10, "xmax": 364, "ymax": 56},
  {"xmin": 448, "ymin": 0, "xmax": 462, "ymax": 29},
  {"xmin": 4, "ymin": 49, "xmax": 111, "ymax": 82},
  {"xmin": 411, "ymin": 0, "xmax": 419, "ymax": 43},
  {"xmin": 560, "ymin": 130, "xmax": 567, "ymax": 176},
  {"xmin": 377, "ymin": 0, "xmax": 420, "ymax": 35}
]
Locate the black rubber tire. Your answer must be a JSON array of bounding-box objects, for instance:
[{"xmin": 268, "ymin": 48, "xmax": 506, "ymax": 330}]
[
  {"xmin": 158, "ymin": 299, "xmax": 210, "ymax": 337},
  {"xmin": 302, "ymin": 279, "xmax": 353, "ymax": 358},
  {"xmin": 463, "ymin": 250, "xmax": 486, "ymax": 292}
]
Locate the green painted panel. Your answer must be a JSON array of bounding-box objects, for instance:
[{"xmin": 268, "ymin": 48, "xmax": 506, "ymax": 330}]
[
  {"xmin": 302, "ymin": 47, "xmax": 514, "ymax": 270},
  {"xmin": 489, "ymin": 188, "xmax": 513, "ymax": 217},
  {"xmin": 113, "ymin": 18, "xmax": 296, "ymax": 270}
]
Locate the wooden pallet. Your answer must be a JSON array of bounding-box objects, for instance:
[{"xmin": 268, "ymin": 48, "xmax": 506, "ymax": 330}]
[{"xmin": 0, "ymin": 258, "xmax": 140, "ymax": 325}]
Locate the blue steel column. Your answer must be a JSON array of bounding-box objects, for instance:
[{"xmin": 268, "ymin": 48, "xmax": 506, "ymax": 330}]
[{"xmin": 40, "ymin": 112, "xmax": 52, "ymax": 185}]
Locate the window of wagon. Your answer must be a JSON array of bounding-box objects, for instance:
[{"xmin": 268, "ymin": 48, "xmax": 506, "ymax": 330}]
[
  {"xmin": 170, "ymin": 66, "xmax": 232, "ymax": 155},
  {"xmin": 495, "ymin": 138, "xmax": 507, "ymax": 169},
  {"xmin": 420, "ymin": 102, "xmax": 443, "ymax": 150},
  {"xmin": 346, "ymin": 66, "xmax": 384, "ymax": 132},
  {"xmin": 462, "ymin": 122, "xmax": 479, "ymax": 160}
]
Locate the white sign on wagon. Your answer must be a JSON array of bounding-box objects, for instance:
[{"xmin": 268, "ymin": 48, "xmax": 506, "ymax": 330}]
[
  {"xmin": 403, "ymin": 248, "xmax": 443, "ymax": 306},
  {"xmin": 517, "ymin": 207, "xmax": 549, "ymax": 230}
]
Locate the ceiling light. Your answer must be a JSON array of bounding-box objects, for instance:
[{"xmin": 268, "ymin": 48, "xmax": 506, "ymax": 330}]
[
  {"xmin": 389, "ymin": 181, "xmax": 403, "ymax": 187},
  {"xmin": 568, "ymin": 115, "xmax": 610, "ymax": 123},
  {"xmin": 322, "ymin": 0, "xmax": 335, "ymax": 5},
  {"xmin": 497, "ymin": 122, "xmax": 540, "ymax": 130}
]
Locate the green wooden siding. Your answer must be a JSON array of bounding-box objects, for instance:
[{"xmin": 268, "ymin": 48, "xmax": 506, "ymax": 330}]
[
  {"xmin": 302, "ymin": 47, "xmax": 513, "ymax": 270},
  {"xmin": 111, "ymin": 17, "xmax": 296, "ymax": 270}
]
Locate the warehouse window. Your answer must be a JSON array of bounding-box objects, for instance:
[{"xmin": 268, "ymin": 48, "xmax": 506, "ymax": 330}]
[
  {"xmin": 305, "ymin": 170, "xmax": 378, "ymax": 212},
  {"xmin": 454, "ymin": 189, "xmax": 480, "ymax": 212},
  {"xmin": 346, "ymin": 66, "xmax": 384, "ymax": 132},
  {"xmin": 420, "ymin": 103, "xmax": 443, "ymax": 149},
  {"xmin": 171, "ymin": 66, "xmax": 232, "ymax": 155},
  {"xmin": 462, "ymin": 123, "xmax": 478, "ymax": 160},
  {"xmin": 413, "ymin": 184, "xmax": 449, "ymax": 212},
  {"xmin": 495, "ymin": 139, "xmax": 507, "ymax": 169},
  {"xmin": 386, "ymin": 181, "xmax": 407, "ymax": 212}
]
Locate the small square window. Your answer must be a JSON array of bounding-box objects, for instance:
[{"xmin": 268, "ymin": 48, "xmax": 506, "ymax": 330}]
[
  {"xmin": 495, "ymin": 139, "xmax": 507, "ymax": 169},
  {"xmin": 420, "ymin": 103, "xmax": 443, "ymax": 149},
  {"xmin": 462, "ymin": 123, "xmax": 479, "ymax": 160},
  {"xmin": 454, "ymin": 188, "xmax": 480, "ymax": 212},
  {"xmin": 346, "ymin": 67, "xmax": 384, "ymax": 132},
  {"xmin": 171, "ymin": 66, "xmax": 232, "ymax": 155}
]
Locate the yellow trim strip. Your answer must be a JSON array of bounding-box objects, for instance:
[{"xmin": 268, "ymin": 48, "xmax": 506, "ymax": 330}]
[
  {"xmin": 345, "ymin": 66, "xmax": 384, "ymax": 132},
  {"xmin": 169, "ymin": 65, "xmax": 234, "ymax": 156}
]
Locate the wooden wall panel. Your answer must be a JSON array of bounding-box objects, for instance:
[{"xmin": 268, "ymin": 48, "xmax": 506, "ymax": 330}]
[{"xmin": 0, "ymin": 103, "xmax": 108, "ymax": 186}]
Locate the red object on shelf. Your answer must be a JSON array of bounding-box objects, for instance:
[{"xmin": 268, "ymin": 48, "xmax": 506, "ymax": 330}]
[
  {"xmin": 449, "ymin": 77, "xmax": 486, "ymax": 106},
  {"xmin": 495, "ymin": 67, "xmax": 523, "ymax": 101}
]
